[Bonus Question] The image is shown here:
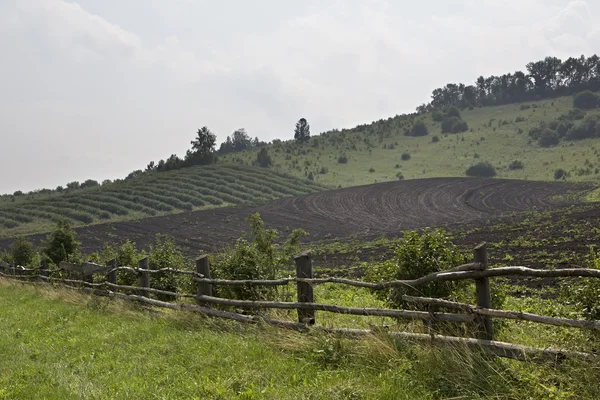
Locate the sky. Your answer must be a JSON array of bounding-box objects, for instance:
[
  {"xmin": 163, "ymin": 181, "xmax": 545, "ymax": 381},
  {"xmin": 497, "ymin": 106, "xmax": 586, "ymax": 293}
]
[{"xmin": 1, "ymin": 0, "xmax": 599, "ymax": 194}]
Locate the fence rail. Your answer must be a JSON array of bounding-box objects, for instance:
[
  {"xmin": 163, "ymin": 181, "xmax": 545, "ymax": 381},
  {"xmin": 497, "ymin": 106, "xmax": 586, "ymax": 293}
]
[{"xmin": 1, "ymin": 242, "xmax": 599, "ymax": 363}]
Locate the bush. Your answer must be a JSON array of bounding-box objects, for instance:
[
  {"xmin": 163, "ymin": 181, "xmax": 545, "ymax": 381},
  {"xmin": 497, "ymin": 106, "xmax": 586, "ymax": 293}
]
[
  {"xmin": 565, "ymin": 117, "xmax": 599, "ymax": 141},
  {"xmin": 465, "ymin": 161, "xmax": 496, "ymax": 177},
  {"xmin": 445, "ymin": 106, "xmax": 461, "ymax": 119},
  {"xmin": 554, "ymin": 168, "xmax": 568, "ymax": 180},
  {"xmin": 365, "ymin": 229, "xmax": 468, "ymax": 309},
  {"xmin": 573, "ymin": 90, "xmax": 599, "ymax": 110},
  {"xmin": 256, "ymin": 148, "xmax": 272, "ymax": 168},
  {"xmin": 401, "ymin": 152, "xmax": 411, "ymax": 161},
  {"xmin": 515, "ymin": 116, "xmax": 526, "ymax": 123},
  {"xmin": 508, "ymin": 160, "xmax": 524, "ymax": 170},
  {"xmin": 538, "ymin": 129, "xmax": 560, "ymax": 147},
  {"xmin": 11, "ymin": 237, "xmax": 35, "ymax": 266},
  {"xmin": 307, "ymin": 171, "xmax": 314, "ymax": 181},
  {"xmin": 520, "ymin": 104, "xmax": 531, "ymax": 111},
  {"xmin": 211, "ymin": 213, "xmax": 306, "ymax": 300},
  {"xmin": 396, "ymin": 172, "xmax": 404, "ymax": 180},
  {"xmin": 44, "ymin": 220, "xmax": 80, "ymax": 265},
  {"xmin": 148, "ymin": 235, "xmax": 186, "ymax": 301},
  {"xmin": 407, "ymin": 121, "xmax": 429, "ymax": 137},
  {"xmin": 337, "ymin": 154, "xmax": 348, "ymax": 164},
  {"xmin": 441, "ymin": 117, "xmax": 468, "ymax": 134},
  {"xmin": 368, "ymin": 167, "xmax": 376, "ymax": 173},
  {"xmin": 431, "ymin": 135, "xmax": 440, "ymax": 143}
]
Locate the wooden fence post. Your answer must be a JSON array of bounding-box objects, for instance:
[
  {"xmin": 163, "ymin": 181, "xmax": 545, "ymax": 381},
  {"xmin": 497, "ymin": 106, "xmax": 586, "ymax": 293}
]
[
  {"xmin": 40, "ymin": 259, "xmax": 48, "ymax": 282},
  {"xmin": 83, "ymin": 262, "xmax": 94, "ymax": 285},
  {"xmin": 139, "ymin": 257, "xmax": 149, "ymax": 298},
  {"xmin": 106, "ymin": 259, "xmax": 117, "ymax": 289},
  {"xmin": 474, "ymin": 243, "xmax": 494, "ymax": 340},
  {"xmin": 295, "ymin": 251, "xmax": 315, "ymax": 325},
  {"xmin": 196, "ymin": 255, "xmax": 212, "ymax": 306},
  {"xmin": 10, "ymin": 261, "xmax": 15, "ymax": 276}
]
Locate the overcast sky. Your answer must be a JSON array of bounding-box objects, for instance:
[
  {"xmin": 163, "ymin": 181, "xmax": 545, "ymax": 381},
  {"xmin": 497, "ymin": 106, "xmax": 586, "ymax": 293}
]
[{"xmin": 1, "ymin": 0, "xmax": 599, "ymax": 194}]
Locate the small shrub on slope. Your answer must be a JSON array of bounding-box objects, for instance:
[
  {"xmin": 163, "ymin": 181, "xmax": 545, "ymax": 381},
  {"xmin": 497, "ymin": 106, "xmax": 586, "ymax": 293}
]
[
  {"xmin": 465, "ymin": 162, "xmax": 496, "ymax": 177},
  {"xmin": 365, "ymin": 229, "xmax": 468, "ymax": 309}
]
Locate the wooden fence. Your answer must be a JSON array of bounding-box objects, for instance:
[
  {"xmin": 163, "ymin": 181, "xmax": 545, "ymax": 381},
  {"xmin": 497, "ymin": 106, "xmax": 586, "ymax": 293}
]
[{"xmin": 1, "ymin": 242, "xmax": 600, "ymax": 363}]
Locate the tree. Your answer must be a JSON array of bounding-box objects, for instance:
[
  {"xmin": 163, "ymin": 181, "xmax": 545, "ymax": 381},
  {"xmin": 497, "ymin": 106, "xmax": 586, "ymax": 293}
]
[
  {"xmin": 573, "ymin": 90, "xmax": 599, "ymax": 109},
  {"xmin": 294, "ymin": 118, "xmax": 311, "ymax": 143},
  {"xmin": 256, "ymin": 147, "xmax": 272, "ymax": 168},
  {"xmin": 66, "ymin": 181, "xmax": 80, "ymax": 190},
  {"xmin": 80, "ymin": 179, "xmax": 99, "ymax": 189},
  {"xmin": 44, "ymin": 220, "xmax": 80, "ymax": 265},
  {"xmin": 11, "ymin": 237, "xmax": 34, "ymax": 266},
  {"xmin": 187, "ymin": 127, "xmax": 217, "ymax": 166}
]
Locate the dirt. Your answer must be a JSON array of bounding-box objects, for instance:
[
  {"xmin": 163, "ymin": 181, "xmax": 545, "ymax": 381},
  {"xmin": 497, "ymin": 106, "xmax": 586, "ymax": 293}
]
[{"xmin": 1, "ymin": 177, "xmax": 589, "ymax": 261}]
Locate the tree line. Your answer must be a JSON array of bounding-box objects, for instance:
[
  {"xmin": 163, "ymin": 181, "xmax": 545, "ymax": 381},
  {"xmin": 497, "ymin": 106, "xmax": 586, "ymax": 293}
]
[{"xmin": 418, "ymin": 54, "xmax": 600, "ymax": 112}]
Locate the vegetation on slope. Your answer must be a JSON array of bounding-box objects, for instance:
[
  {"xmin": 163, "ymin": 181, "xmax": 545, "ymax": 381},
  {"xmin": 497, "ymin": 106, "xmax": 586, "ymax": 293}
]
[{"xmin": 0, "ymin": 165, "xmax": 323, "ymax": 236}]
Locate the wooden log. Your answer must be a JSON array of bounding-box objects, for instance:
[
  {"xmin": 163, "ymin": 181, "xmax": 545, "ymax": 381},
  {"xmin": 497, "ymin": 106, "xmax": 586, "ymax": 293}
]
[
  {"xmin": 194, "ymin": 294, "xmax": 474, "ymax": 323},
  {"xmin": 106, "ymin": 259, "xmax": 117, "ymax": 288},
  {"xmin": 139, "ymin": 257, "xmax": 149, "ymax": 298},
  {"xmin": 196, "ymin": 255, "xmax": 212, "ymax": 306},
  {"xmin": 474, "ymin": 243, "xmax": 493, "ymax": 340},
  {"xmin": 295, "ymin": 251, "xmax": 315, "ymax": 325},
  {"xmin": 403, "ymin": 295, "xmax": 600, "ymax": 331}
]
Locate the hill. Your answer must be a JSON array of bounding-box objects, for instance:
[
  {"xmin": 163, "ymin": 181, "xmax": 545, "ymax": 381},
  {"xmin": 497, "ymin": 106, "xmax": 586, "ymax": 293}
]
[
  {"xmin": 220, "ymin": 94, "xmax": 600, "ymax": 187},
  {"xmin": 3, "ymin": 91, "xmax": 600, "ymax": 238},
  {"xmin": 0, "ymin": 165, "xmax": 323, "ymax": 237}
]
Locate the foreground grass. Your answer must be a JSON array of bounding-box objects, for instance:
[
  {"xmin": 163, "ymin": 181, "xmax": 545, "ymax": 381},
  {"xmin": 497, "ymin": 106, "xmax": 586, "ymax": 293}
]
[{"xmin": 1, "ymin": 280, "xmax": 600, "ymax": 399}]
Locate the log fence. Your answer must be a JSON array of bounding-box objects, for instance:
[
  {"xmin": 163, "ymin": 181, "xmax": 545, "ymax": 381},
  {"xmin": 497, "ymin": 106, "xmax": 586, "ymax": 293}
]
[{"xmin": 1, "ymin": 242, "xmax": 600, "ymax": 362}]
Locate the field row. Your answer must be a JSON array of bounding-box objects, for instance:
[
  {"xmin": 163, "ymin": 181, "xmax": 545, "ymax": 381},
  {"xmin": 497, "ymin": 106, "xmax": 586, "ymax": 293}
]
[{"xmin": 0, "ymin": 165, "xmax": 323, "ymax": 232}]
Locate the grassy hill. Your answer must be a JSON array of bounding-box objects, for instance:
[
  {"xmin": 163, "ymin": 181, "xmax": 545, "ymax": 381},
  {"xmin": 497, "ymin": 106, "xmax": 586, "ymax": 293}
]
[
  {"xmin": 0, "ymin": 165, "xmax": 323, "ymax": 237},
  {"xmin": 2, "ymin": 93, "xmax": 599, "ymax": 238},
  {"xmin": 221, "ymin": 95, "xmax": 600, "ymax": 187}
]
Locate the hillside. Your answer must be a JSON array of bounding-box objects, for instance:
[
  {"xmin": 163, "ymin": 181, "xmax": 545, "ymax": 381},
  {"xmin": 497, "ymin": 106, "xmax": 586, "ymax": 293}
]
[
  {"xmin": 2, "ymin": 93, "xmax": 600, "ymax": 238},
  {"xmin": 0, "ymin": 165, "xmax": 323, "ymax": 237},
  {"xmin": 220, "ymin": 95, "xmax": 600, "ymax": 187}
]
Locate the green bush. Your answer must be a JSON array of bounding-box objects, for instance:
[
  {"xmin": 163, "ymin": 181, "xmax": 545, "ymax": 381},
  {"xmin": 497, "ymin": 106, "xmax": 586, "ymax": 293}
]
[
  {"xmin": 407, "ymin": 121, "xmax": 429, "ymax": 137},
  {"xmin": 11, "ymin": 237, "xmax": 35, "ymax": 266},
  {"xmin": 538, "ymin": 129, "xmax": 560, "ymax": 147},
  {"xmin": 554, "ymin": 168, "xmax": 568, "ymax": 180},
  {"xmin": 337, "ymin": 154, "xmax": 348, "ymax": 164},
  {"xmin": 565, "ymin": 117, "xmax": 599, "ymax": 141},
  {"xmin": 441, "ymin": 117, "xmax": 468, "ymax": 134},
  {"xmin": 465, "ymin": 162, "xmax": 496, "ymax": 177},
  {"xmin": 44, "ymin": 220, "xmax": 80, "ymax": 265},
  {"xmin": 211, "ymin": 213, "xmax": 306, "ymax": 300},
  {"xmin": 401, "ymin": 152, "xmax": 411, "ymax": 161},
  {"xmin": 365, "ymin": 229, "xmax": 468, "ymax": 309},
  {"xmin": 148, "ymin": 235, "xmax": 186, "ymax": 301},
  {"xmin": 573, "ymin": 90, "xmax": 599, "ymax": 110},
  {"xmin": 508, "ymin": 160, "xmax": 524, "ymax": 170},
  {"xmin": 431, "ymin": 135, "xmax": 440, "ymax": 143}
]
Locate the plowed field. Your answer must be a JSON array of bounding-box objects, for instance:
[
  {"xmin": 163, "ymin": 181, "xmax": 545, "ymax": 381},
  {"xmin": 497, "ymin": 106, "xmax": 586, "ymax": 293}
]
[{"xmin": 1, "ymin": 177, "xmax": 586, "ymax": 256}]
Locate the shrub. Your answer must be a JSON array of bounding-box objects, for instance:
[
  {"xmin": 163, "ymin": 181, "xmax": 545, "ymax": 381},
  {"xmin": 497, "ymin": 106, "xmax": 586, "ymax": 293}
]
[
  {"xmin": 319, "ymin": 166, "xmax": 328, "ymax": 174},
  {"xmin": 565, "ymin": 117, "xmax": 598, "ymax": 141},
  {"xmin": 554, "ymin": 168, "xmax": 568, "ymax": 180},
  {"xmin": 441, "ymin": 117, "xmax": 468, "ymax": 134},
  {"xmin": 538, "ymin": 129, "xmax": 559, "ymax": 147},
  {"xmin": 431, "ymin": 135, "xmax": 440, "ymax": 143},
  {"xmin": 337, "ymin": 154, "xmax": 348, "ymax": 164},
  {"xmin": 401, "ymin": 152, "xmax": 411, "ymax": 161},
  {"xmin": 11, "ymin": 237, "xmax": 35, "ymax": 266},
  {"xmin": 573, "ymin": 90, "xmax": 599, "ymax": 110},
  {"xmin": 515, "ymin": 116, "xmax": 526, "ymax": 123},
  {"xmin": 256, "ymin": 148, "xmax": 272, "ymax": 168},
  {"xmin": 445, "ymin": 106, "xmax": 461, "ymax": 119},
  {"xmin": 465, "ymin": 162, "xmax": 496, "ymax": 177},
  {"xmin": 508, "ymin": 160, "xmax": 524, "ymax": 170},
  {"xmin": 365, "ymin": 229, "xmax": 468, "ymax": 309},
  {"xmin": 44, "ymin": 220, "xmax": 80, "ymax": 265},
  {"xmin": 307, "ymin": 171, "xmax": 314, "ymax": 181},
  {"xmin": 520, "ymin": 104, "xmax": 531, "ymax": 111},
  {"xmin": 212, "ymin": 213, "xmax": 306, "ymax": 300},
  {"xmin": 148, "ymin": 235, "xmax": 186, "ymax": 301},
  {"xmin": 368, "ymin": 167, "xmax": 376, "ymax": 173},
  {"xmin": 407, "ymin": 121, "xmax": 429, "ymax": 137},
  {"xmin": 396, "ymin": 172, "xmax": 404, "ymax": 180}
]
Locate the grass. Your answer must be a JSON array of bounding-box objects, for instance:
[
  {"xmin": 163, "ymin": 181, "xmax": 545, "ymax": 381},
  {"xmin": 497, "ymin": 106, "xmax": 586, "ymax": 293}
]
[
  {"xmin": 0, "ymin": 165, "xmax": 323, "ymax": 237},
  {"xmin": 2, "ymin": 279, "xmax": 600, "ymax": 399},
  {"xmin": 221, "ymin": 95, "xmax": 600, "ymax": 187}
]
